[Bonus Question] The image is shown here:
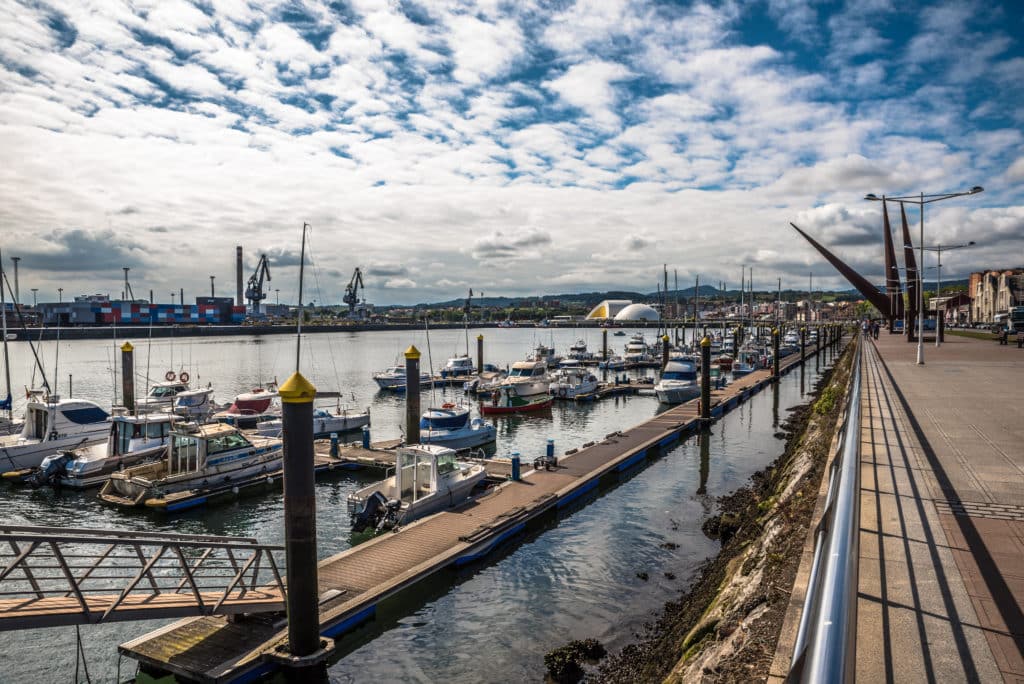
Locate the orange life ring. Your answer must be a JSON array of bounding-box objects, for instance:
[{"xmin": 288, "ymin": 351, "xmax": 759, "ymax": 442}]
[
  {"xmin": 165, "ymin": 371, "xmax": 176, "ymax": 381},
  {"xmin": 179, "ymin": 371, "xmax": 190, "ymax": 383}
]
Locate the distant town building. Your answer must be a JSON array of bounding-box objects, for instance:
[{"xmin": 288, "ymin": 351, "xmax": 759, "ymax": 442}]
[{"xmin": 970, "ymin": 269, "xmax": 1024, "ymax": 323}]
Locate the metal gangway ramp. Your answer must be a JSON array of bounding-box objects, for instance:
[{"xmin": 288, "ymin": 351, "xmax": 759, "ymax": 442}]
[{"xmin": 0, "ymin": 525, "xmax": 285, "ymax": 630}]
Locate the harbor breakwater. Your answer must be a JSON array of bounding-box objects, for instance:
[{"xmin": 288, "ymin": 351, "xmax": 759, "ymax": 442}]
[{"xmin": 592, "ymin": 339, "xmax": 855, "ymax": 682}]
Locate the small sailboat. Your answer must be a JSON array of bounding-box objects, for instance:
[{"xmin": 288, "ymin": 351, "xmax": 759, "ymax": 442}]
[
  {"xmin": 213, "ymin": 387, "xmax": 279, "ymax": 429},
  {"xmin": 347, "ymin": 444, "xmax": 486, "ymax": 533}
]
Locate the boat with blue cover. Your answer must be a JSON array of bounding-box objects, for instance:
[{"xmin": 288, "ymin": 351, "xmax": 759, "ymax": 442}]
[
  {"xmin": 419, "ymin": 404, "xmax": 496, "ymax": 450},
  {"xmin": 0, "ymin": 394, "xmax": 110, "ymax": 474}
]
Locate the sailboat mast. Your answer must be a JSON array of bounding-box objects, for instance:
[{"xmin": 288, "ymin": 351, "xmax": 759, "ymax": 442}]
[
  {"xmin": 0, "ymin": 249, "xmax": 12, "ymax": 420},
  {"xmin": 295, "ymin": 223, "xmax": 309, "ymax": 373}
]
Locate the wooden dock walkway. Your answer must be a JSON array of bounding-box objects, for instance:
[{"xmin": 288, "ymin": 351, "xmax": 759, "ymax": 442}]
[{"xmin": 121, "ymin": 338, "xmax": 836, "ymax": 682}]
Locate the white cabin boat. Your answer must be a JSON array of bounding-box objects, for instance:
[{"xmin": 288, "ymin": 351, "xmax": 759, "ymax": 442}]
[
  {"xmin": 0, "ymin": 396, "xmax": 110, "ymax": 474},
  {"xmin": 212, "ymin": 389, "xmax": 280, "ymax": 429},
  {"xmin": 441, "ymin": 355, "xmax": 474, "ymax": 377},
  {"xmin": 372, "ymin": 365, "xmax": 432, "ymax": 391},
  {"xmin": 173, "ymin": 386, "xmax": 216, "ymax": 418},
  {"xmin": 529, "ymin": 344, "xmax": 562, "ymax": 368},
  {"xmin": 500, "ymin": 360, "xmax": 550, "ymax": 398},
  {"xmin": 99, "ymin": 423, "xmax": 283, "ymax": 511},
  {"xmin": 624, "ymin": 334, "xmax": 650, "ymax": 362},
  {"xmin": 549, "ymin": 362, "xmax": 599, "ymax": 399},
  {"xmin": 418, "ymin": 404, "xmax": 496, "ymax": 450},
  {"xmin": 598, "ymin": 354, "xmax": 626, "ymax": 370},
  {"xmin": 567, "ymin": 339, "xmax": 593, "ymax": 361},
  {"xmin": 136, "ymin": 381, "xmax": 190, "ymax": 413},
  {"xmin": 19, "ymin": 413, "xmax": 178, "ymax": 489},
  {"xmin": 654, "ymin": 359, "xmax": 701, "ymax": 404},
  {"xmin": 348, "ymin": 444, "xmax": 486, "ymax": 533}
]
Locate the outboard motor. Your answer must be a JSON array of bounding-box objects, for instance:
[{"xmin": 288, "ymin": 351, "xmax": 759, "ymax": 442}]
[
  {"xmin": 29, "ymin": 452, "xmax": 72, "ymax": 490},
  {"xmin": 376, "ymin": 498, "xmax": 402, "ymax": 533},
  {"xmin": 351, "ymin": 491, "xmax": 389, "ymax": 533}
]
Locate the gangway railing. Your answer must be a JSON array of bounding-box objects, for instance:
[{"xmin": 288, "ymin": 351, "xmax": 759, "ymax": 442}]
[
  {"xmin": 787, "ymin": 339, "xmax": 862, "ymax": 682},
  {"xmin": 0, "ymin": 525, "xmax": 285, "ymax": 630}
]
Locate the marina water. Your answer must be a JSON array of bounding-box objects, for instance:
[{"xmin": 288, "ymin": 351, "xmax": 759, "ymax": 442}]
[{"xmin": 0, "ymin": 326, "xmax": 832, "ymax": 682}]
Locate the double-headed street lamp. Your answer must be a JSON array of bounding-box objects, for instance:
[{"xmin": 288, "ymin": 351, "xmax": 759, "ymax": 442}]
[
  {"xmin": 865, "ymin": 186, "xmax": 984, "ymax": 365},
  {"xmin": 924, "ymin": 241, "xmax": 975, "ymax": 347}
]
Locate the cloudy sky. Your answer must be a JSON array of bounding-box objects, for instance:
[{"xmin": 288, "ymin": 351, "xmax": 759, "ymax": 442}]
[{"xmin": 1, "ymin": 0, "xmax": 1022, "ymax": 306}]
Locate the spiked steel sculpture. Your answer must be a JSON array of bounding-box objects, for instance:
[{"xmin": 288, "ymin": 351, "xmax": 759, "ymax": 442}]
[
  {"xmin": 882, "ymin": 201, "xmax": 905, "ymax": 331},
  {"xmin": 789, "ymin": 223, "xmax": 893, "ymax": 318}
]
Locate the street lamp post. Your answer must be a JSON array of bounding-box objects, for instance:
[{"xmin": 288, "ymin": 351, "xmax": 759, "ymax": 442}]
[
  {"xmin": 31, "ymin": 288, "xmax": 38, "ymax": 307},
  {"xmin": 58, "ymin": 287, "xmax": 63, "ymax": 303},
  {"xmin": 923, "ymin": 242, "xmax": 975, "ymax": 347},
  {"xmin": 865, "ymin": 186, "xmax": 983, "ymax": 365}
]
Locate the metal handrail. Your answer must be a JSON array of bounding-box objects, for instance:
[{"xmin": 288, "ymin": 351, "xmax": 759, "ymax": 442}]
[
  {"xmin": 0, "ymin": 525, "xmax": 285, "ymax": 629},
  {"xmin": 788, "ymin": 340, "xmax": 862, "ymax": 682}
]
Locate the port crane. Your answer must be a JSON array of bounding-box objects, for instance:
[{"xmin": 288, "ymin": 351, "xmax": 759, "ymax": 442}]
[
  {"xmin": 343, "ymin": 267, "xmax": 366, "ymax": 319},
  {"xmin": 245, "ymin": 254, "xmax": 271, "ymax": 315}
]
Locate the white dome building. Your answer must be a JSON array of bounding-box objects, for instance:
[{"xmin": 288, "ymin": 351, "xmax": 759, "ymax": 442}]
[{"xmin": 613, "ymin": 303, "xmax": 660, "ymax": 322}]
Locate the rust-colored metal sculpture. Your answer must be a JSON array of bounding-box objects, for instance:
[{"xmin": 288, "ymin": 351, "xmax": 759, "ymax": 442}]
[{"xmin": 790, "ymin": 222, "xmax": 893, "ymax": 318}]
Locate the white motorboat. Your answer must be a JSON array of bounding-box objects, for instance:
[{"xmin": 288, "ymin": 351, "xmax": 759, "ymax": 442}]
[
  {"xmin": 99, "ymin": 422, "xmax": 283, "ymax": 511},
  {"xmin": 0, "ymin": 395, "xmax": 110, "ymax": 474},
  {"xmin": 136, "ymin": 380, "xmax": 191, "ymax": 413},
  {"xmin": 598, "ymin": 354, "xmax": 626, "ymax": 370},
  {"xmin": 783, "ymin": 330, "xmax": 800, "ymax": 346},
  {"xmin": 256, "ymin": 406, "xmax": 370, "ymax": 439},
  {"xmin": 418, "ymin": 404, "xmax": 496, "ymax": 450},
  {"xmin": 13, "ymin": 413, "xmax": 178, "ymax": 489},
  {"xmin": 463, "ymin": 365, "xmax": 507, "ymax": 394},
  {"xmin": 372, "ymin": 365, "xmax": 433, "ymax": 391},
  {"xmin": 348, "ymin": 444, "xmax": 486, "ymax": 533},
  {"xmin": 549, "ymin": 362, "xmax": 599, "ymax": 399},
  {"xmin": 173, "ymin": 386, "xmax": 216, "ymax": 418},
  {"xmin": 440, "ymin": 355, "xmax": 474, "ymax": 377},
  {"xmin": 567, "ymin": 339, "xmax": 593, "ymax": 361},
  {"xmin": 654, "ymin": 359, "xmax": 701, "ymax": 404},
  {"xmin": 623, "ymin": 334, "xmax": 650, "ymax": 363},
  {"xmin": 500, "ymin": 360, "xmax": 551, "ymax": 398}
]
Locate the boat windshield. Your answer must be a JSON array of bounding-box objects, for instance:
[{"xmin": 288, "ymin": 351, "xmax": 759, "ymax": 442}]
[
  {"xmin": 437, "ymin": 451, "xmax": 457, "ymax": 476},
  {"xmin": 207, "ymin": 431, "xmax": 252, "ymax": 455},
  {"xmin": 663, "ymin": 371, "xmax": 696, "ymax": 381},
  {"xmin": 150, "ymin": 385, "xmax": 185, "ymax": 398},
  {"xmin": 509, "ymin": 367, "xmax": 532, "ymax": 377}
]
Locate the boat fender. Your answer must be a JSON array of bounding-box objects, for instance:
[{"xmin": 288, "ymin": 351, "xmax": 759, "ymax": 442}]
[
  {"xmin": 491, "ymin": 390, "xmax": 500, "ymax": 406},
  {"xmin": 558, "ymin": 388, "xmax": 567, "ymax": 398},
  {"xmin": 232, "ymin": 486, "xmax": 239, "ymax": 495},
  {"xmin": 266, "ymin": 476, "xmax": 274, "ymax": 485},
  {"xmin": 165, "ymin": 371, "xmax": 176, "ymax": 381},
  {"xmin": 179, "ymin": 371, "xmax": 190, "ymax": 383}
]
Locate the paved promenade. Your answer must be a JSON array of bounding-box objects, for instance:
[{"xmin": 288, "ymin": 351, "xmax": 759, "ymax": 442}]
[{"xmin": 858, "ymin": 333, "xmax": 1023, "ymax": 682}]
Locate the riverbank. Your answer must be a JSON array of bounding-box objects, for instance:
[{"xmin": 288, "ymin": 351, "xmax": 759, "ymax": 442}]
[{"xmin": 592, "ymin": 340, "xmax": 855, "ymax": 682}]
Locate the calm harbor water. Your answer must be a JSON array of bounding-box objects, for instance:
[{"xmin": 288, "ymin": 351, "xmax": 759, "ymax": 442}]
[{"xmin": 0, "ymin": 326, "xmax": 834, "ymax": 682}]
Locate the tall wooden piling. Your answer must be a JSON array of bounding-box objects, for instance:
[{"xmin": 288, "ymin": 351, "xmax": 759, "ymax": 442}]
[
  {"xmin": 278, "ymin": 372, "xmax": 321, "ymax": 664},
  {"xmin": 602, "ymin": 328, "xmax": 608, "ymax": 361},
  {"xmin": 700, "ymin": 336, "xmax": 711, "ymax": 422},
  {"xmin": 800, "ymin": 327, "xmax": 806, "ymax": 365},
  {"xmin": 476, "ymin": 334, "xmax": 484, "ymax": 374},
  {"xmin": 732, "ymin": 325, "xmax": 740, "ymax": 358},
  {"xmin": 661, "ymin": 334, "xmax": 670, "ymax": 370},
  {"xmin": 772, "ymin": 328, "xmax": 780, "ymax": 381},
  {"xmin": 121, "ymin": 342, "xmax": 135, "ymax": 413},
  {"xmin": 405, "ymin": 345, "xmax": 421, "ymax": 445}
]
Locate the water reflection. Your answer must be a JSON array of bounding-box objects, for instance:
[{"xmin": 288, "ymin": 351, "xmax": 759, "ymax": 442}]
[{"xmin": 697, "ymin": 427, "xmax": 711, "ymax": 496}]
